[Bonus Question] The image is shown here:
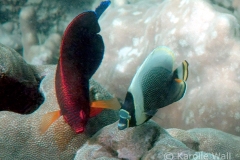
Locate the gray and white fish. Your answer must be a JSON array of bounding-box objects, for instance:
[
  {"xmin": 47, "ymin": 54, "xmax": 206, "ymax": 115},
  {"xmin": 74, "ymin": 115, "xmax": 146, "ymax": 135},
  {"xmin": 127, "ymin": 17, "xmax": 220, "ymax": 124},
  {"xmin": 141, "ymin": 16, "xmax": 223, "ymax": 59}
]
[{"xmin": 118, "ymin": 46, "xmax": 189, "ymax": 130}]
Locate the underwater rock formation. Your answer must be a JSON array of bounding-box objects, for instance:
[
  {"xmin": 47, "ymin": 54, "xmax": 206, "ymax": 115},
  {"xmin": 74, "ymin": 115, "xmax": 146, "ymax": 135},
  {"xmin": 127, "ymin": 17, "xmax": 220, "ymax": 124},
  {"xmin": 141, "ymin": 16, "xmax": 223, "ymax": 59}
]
[
  {"xmin": 74, "ymin": 120, "xmax": 240, "ymax": 160},
  {"xmin": 0, "ymin": 0, "xmax": 100, "ymax": 64},
  {"xmin": 93, "ymin": 0, "xmax": 240, "ymax": 136},
  {"xmin": 0, "ymin": 43, "xmax": 240, "ymax": 159},
  {"xmin": 232, "ymin": 0, "xmax": 240, "ymax": 22},
  {"xmin": 0, "ymin": 22, "xmax": 22, "ymax": 52},
  {"xmin": 20, "ymin": 6, "xmax": 61, "ymax": 65},
  {"xmin": 168, "ymin": 128, "xmax": 240, "ymax": 159},
  {"xmin": 1, "ymin": 0, "xmax": 240, "ymax": 158},
  {"xmin": 0, "ymin": 43, "xmax": 43, "ymax": 114},
  {"xmin": 0, "ymin": 44, "xmax": 118, "ymax": 159}
]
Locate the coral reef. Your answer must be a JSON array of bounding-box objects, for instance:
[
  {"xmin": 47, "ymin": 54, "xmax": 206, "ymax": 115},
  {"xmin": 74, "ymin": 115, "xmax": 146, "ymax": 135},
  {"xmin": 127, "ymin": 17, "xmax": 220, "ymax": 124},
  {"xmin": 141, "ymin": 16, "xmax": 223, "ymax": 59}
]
[
  {"xmin": 1, "ymin": 0, "xmax": 239, "ymax": 64},
  {"xmin": 1, "ymin": 0, "xmax": 240, "ymax": 158},
  {"xmin": 232, "ymin": 0, "xmax": 240, "ymax": 22},
  {"xmin": 92, "ymin": 0, "xmax": 240, "ymax": 136},
  {"xmin": 0, "ymin": 22, "xmax": 22, "ymax": 52},
  {"xmin": 74, "ymin": 120, "xmax": 240, "ymax": 160},
  {"xmin": 0, "ymin": 0, "xmax": 27, "ymax": 23},
  {"xmin": 0, "ymin": 0, "xmax": 99, "ymax": 64},
  {"xmin": 169, "ymin": 128, "xmax": 240, "ymax": 159},
  {"xmin": 0, "ymin": 43, "xmax": 43, "ymax": 113},
  {"xmin": 20, "ymin": 6, "xmax": 61, "ymax": 64},
  {"xmin": 0, "ymin": 44, "xmax": 118, "ymax": 159}
]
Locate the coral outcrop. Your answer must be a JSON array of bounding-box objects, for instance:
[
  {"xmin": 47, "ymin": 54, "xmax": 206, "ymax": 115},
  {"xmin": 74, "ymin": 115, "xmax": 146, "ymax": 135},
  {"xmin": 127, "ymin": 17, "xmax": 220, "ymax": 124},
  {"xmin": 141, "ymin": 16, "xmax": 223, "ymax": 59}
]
[
  {"xmin": 0, "ymin": 0, "xmax": 99, "ymax": 64},
  {"xmin": 0, "ymin": 22, "xmax": 22, "ymax": 52},
  {"xmin": 0, "ymin": 43, "xmax": 43, "ymax": 113},
  {"xmin": 0, "ymin": 44, "xmax": 118, "ymax": 159},
  {"xmin": 93, "ymin": 0, "xmax": 240, "ymax": 136},
  {"xmin": 169, "ymin": 128, "xmax": 240, "ymax": 159},
  {"xmin": 20, "ymin": 6, "xmax": 61, "ymax": 64},
  {"xmin": 1, "ymin": 0, "xmax": 240, "ymax": 159},
  {"xmin": 74, "ymin": 120, "xmax": 240, "ymax": 160}
]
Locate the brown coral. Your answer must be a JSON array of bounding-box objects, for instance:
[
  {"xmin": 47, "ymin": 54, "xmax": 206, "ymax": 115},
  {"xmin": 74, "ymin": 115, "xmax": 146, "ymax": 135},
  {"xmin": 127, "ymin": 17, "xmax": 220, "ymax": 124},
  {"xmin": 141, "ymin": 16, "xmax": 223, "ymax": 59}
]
[{"xmin": 0, "ymin": 43, "xmax": 43, "ymax": 114}]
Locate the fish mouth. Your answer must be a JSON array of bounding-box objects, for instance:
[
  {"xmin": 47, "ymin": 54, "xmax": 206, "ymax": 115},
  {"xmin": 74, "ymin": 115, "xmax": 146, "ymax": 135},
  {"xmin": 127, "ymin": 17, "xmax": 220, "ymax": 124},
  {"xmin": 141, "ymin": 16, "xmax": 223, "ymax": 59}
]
[
  {"xmin": 118, "ymin": 109, "xmax": 131, "ymax": 130},
  {"xmin": 118, "ymin": 122, "xmax": 127, "ymax": 130}
]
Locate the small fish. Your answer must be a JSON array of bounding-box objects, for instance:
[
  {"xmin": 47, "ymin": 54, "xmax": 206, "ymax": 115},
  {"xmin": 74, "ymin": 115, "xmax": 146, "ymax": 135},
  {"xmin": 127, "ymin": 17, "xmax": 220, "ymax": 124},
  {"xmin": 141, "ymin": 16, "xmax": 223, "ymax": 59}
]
[
  {"xmin": 40, "ymin": 0, "xmax": 121, "ymax": 135},
  {"xmin": 118, "ymin": 46, "xmax": 189, "ymax": 130}
]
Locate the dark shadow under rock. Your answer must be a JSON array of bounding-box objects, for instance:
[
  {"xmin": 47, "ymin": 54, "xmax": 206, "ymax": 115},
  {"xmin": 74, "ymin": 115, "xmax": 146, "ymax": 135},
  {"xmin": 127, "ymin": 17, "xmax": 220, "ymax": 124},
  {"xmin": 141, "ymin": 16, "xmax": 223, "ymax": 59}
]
[{"xmin": 0, "ymin": 43, "xmax": 44, "ymax": 114}]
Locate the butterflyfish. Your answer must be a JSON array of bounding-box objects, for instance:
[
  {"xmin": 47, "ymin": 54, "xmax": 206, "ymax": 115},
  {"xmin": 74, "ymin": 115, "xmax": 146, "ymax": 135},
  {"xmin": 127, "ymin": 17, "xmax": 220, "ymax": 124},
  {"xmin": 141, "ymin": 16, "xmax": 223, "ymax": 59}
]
[{"xmin": 118, "ymin": 46, "xmax": 189, "ymax": 130}]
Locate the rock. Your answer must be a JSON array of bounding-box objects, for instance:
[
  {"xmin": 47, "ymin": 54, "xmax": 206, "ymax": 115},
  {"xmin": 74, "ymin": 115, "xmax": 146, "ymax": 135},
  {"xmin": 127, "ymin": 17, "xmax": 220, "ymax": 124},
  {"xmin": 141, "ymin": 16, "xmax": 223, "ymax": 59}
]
[
  {"xmin": 19, "ymin": 6, "xmax": 61, "ymax": 64},
  {"xmin": 0, "ymin": 22, "xmax": 22, "ymax": 52},
  {"xmin": 0, "ymin": 44, "xmax": 118, "ymax": 159},
  {"xmin": 188, "ymin": 128, "xmax": 240, "ymax": 159},
  {"xmin": 75, "ymin": 120, "xmax": 240, "ymax": 160},
  {"xmin": 0, "ymin": 0, "xmax": 100, "ymax": 64},
  {"xmin": 93, "ymin": 0, "xmax": 240, "ymax": 136},
  {"xmin": 0, "ymin": 0, "xmax": 27, "ymax": 23},
  {"xmin": 168, "ymin": 128, "xmax": 240, "ymax": 160},
  {"xmin": 0, "ymin": 43, "xmax": 43, "ymax": 114},
  {"xmin": 232, "ymin": 0, "xmax": 240, "ymax": 22},
  {"xmin": 166, "ymin": 128, "xmax": 200, "ymax": 151}
]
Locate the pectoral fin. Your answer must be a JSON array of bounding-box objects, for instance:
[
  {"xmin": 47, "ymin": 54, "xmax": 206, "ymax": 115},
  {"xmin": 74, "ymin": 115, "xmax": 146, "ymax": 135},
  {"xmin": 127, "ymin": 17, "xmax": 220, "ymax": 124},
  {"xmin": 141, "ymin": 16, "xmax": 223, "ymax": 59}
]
[{"xmin": 40, "ymin": 110, "xmax": 61, "ymax": 135}]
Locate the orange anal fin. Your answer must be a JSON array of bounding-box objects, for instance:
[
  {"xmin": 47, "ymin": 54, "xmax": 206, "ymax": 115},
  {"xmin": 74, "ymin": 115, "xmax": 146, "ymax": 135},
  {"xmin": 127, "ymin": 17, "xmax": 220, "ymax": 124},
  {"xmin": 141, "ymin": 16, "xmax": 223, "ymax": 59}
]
[
  {"xmin": 90, "ymin": 97, "xmax": 121, "ymax": 110},
  {"xmin": 40, "ymin": 110, "xmax": 61, "ymax": 135},
  {"xmin": 175, "ymin": 78, "xmax": 183, "ymax": 83}
]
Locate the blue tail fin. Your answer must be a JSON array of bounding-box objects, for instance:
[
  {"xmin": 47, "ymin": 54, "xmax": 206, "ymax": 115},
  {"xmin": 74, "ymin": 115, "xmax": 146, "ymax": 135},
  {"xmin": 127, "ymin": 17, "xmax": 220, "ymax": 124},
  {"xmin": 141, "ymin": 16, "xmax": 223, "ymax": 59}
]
[{"xmin": 95, "ymin": 0, "xmax": 111, "ymax": 19}]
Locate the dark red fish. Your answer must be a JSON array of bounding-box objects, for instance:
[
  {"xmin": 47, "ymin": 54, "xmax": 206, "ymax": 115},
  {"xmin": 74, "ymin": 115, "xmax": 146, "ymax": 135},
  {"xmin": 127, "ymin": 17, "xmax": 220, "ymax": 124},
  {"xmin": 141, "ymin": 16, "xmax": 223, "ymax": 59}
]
[
  {"xmin": 55, "ymin": 1, "xmax": 111, "ymax": 133},
  {"xmin": 40, "ymin": 1, "xmax": 122, "ymax": 134}
]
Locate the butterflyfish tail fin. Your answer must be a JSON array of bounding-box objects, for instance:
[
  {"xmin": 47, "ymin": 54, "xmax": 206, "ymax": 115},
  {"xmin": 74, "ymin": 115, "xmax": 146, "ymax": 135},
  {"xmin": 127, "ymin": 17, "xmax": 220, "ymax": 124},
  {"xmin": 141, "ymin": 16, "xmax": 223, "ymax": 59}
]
[
  {"xmin": 173, "ymin": 60, "xmax": 189, "ymax": 81},
  {"xmin": 169, "ymin": 60, "xmax": 188, "ymax": 102},
  {"xmin": 91, "ymin": 97, "xmax": 121, "ymax": 110},
  {"xmin": 167, "ymin": 78, "xmax": 187, "ymax": 103},
  {"xmin": 39, "ymin": 110, "xmax": 61, "ymax": 135}
]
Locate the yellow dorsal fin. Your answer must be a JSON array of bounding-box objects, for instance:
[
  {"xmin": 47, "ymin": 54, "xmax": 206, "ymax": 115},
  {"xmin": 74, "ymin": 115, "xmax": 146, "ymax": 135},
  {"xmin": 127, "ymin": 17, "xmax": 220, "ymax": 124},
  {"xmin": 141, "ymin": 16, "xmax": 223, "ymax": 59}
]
[
  {"xmin": 40, "ymin": 110, "xmax": 61, "ymax": 135},
  {"xmin": 173, "ymin": 60, "xmax": 189, "ymax": 81},
  {"xmin": 90, "ymin": 97, "xmax": 121, "ymax": 110},
  {"xmin": 182, "ymin": 60, "xmax": 189, "ymax": 81}
]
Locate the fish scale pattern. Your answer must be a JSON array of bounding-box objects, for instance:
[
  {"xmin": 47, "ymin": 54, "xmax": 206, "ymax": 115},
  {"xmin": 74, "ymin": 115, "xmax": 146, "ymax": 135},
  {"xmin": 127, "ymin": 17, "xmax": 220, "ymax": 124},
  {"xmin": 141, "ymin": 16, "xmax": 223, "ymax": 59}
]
[{"xmin": 141, "ymin": 67, "xmax": 171, "ymax": 111}]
